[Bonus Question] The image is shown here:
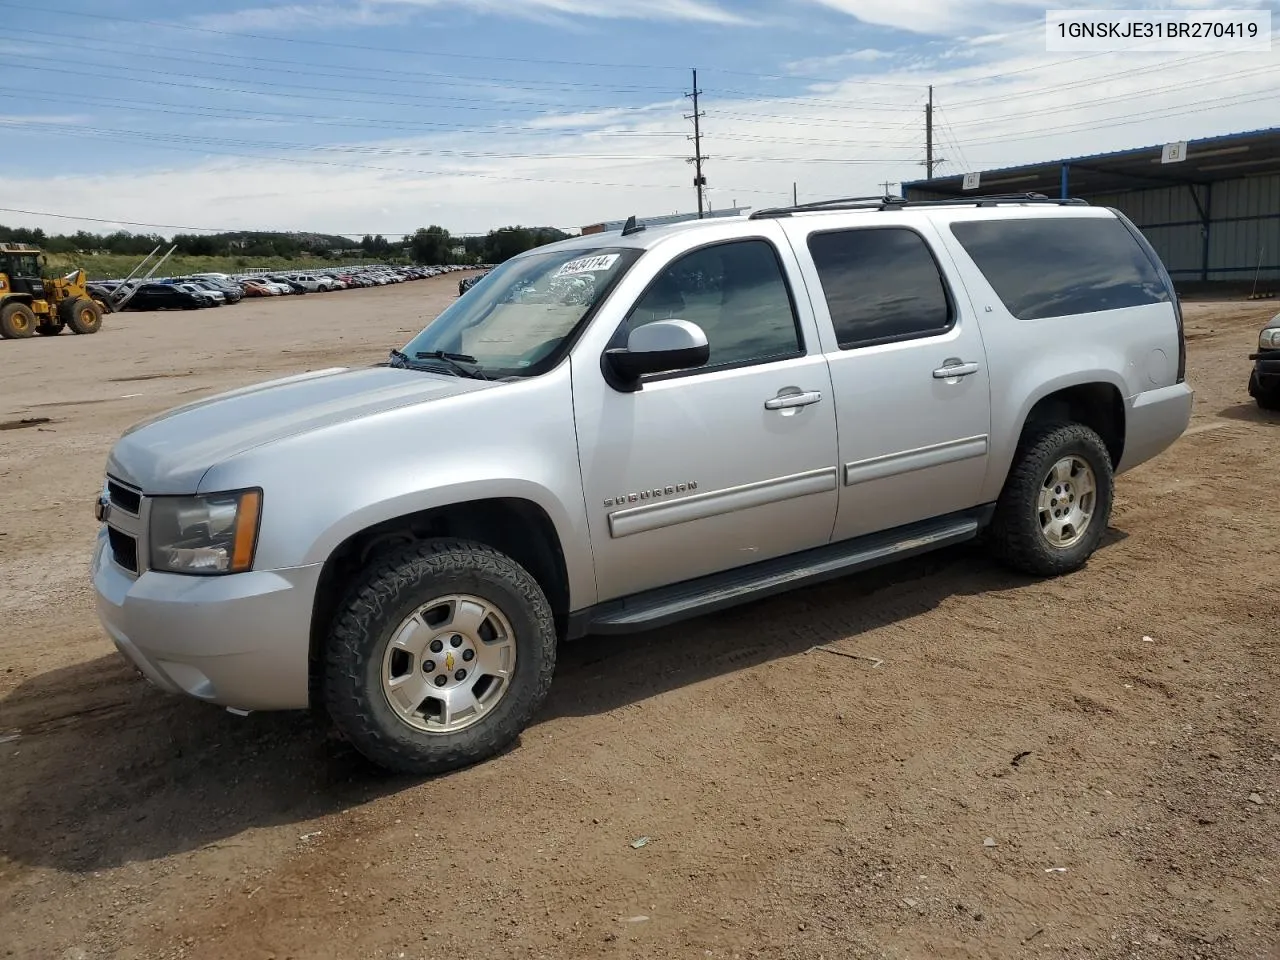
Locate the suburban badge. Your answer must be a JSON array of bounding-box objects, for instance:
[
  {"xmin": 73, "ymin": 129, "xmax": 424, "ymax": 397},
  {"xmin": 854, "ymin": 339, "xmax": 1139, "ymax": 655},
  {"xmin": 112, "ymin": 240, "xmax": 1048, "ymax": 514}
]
[{"xmin": 603, "ymin": 481, "xmax": 698, "ymax": 508}]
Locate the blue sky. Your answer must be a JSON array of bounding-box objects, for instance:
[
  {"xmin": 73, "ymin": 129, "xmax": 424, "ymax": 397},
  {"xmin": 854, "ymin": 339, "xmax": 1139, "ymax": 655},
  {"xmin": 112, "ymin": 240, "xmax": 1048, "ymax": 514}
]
[{"xmin": 0, "ymin": 0, "xmax": 1276, "ymax": 238}]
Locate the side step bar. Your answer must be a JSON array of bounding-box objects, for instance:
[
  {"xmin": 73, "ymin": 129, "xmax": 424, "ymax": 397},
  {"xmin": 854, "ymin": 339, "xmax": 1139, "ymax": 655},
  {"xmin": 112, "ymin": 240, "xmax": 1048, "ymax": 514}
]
[{"xmin": 571, "ymin": 505, "xmax": 994, "ymax": 638}]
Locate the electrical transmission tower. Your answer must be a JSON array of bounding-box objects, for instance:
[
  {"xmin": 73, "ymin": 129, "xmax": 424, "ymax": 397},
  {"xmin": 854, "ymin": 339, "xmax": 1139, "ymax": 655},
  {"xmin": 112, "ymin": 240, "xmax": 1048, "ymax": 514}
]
[{"xmin": 685, "ymin": 69, "xmax": 707, "ymax": 218}]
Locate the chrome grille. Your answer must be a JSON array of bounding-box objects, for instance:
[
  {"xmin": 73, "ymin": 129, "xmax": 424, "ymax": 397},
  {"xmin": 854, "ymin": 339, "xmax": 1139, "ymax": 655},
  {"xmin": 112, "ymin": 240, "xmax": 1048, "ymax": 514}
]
[{"xmin": 103, "ymin": 475, "xmax": 146, "ymax": 578}]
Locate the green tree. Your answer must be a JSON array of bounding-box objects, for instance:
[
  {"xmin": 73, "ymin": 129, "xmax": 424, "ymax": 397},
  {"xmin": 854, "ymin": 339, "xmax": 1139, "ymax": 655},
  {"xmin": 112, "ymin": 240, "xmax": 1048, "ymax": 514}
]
[{"xmin": 409, "ymin": 225, "xmax": 452, "ymax": 265}]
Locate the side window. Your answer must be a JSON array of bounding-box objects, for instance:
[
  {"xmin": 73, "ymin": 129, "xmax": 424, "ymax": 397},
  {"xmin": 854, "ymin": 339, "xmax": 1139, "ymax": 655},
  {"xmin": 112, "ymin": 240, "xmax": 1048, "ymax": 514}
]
[
  {"xmin": 806, "ymin": 227, "xmax": 953, "ymax": 350},
  {"xmin": 621, "ymin": 239, "xmax": 803, "ymax": 370},
  {"xmin": 949, "ymin": 216, "xmax": 1172, "ymax": 321}
]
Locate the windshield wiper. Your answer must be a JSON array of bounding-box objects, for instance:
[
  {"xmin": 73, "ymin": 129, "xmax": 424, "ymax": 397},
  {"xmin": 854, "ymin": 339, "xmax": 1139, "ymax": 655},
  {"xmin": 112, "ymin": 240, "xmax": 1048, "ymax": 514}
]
[
  {"xmin": 414, "ymin": 349, "xmax": 489, "ymax": 380},
  {"xmin": 387, "ymin": 347, "xmax": 487, "ymax": 380}
]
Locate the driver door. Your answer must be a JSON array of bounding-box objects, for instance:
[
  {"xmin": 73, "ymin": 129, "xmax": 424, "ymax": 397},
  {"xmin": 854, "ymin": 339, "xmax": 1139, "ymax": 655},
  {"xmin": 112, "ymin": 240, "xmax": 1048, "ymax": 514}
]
[{"xmin": 572, "ymin": 233, "xmax": 840, "ymax": 603}]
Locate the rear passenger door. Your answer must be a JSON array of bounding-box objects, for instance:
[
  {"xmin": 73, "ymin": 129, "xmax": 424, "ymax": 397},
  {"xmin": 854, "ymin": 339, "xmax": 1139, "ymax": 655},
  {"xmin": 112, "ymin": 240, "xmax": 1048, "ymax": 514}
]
[{"xmin": 782, "ymin": 220, "xmax": 992, "ymax": 541}]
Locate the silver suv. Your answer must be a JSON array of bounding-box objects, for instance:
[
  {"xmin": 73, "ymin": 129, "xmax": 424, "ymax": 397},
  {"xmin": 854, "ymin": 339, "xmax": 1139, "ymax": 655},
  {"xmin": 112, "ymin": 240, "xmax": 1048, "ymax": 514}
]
[{"xmin": 92, "ymin": 194, "xmax": 1193, "ymax": 774}]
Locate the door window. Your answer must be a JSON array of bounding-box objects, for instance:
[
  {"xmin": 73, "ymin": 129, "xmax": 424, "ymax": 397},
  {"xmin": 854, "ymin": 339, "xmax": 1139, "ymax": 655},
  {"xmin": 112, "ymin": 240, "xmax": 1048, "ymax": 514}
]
[
  {"xmin": 618, "ymin": 239, "xmax": 804, "ymax": 371},
  {"xmin": 806, "ymin": 227, "xmax": 954, "ymax": 350}
]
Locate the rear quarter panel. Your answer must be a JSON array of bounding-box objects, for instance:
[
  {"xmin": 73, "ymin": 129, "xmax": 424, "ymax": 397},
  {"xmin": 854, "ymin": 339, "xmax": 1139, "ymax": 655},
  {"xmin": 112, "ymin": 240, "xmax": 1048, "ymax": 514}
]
[{"xmin": 930, "ymin": 208, "xmax": 1184, "ymax": 502}]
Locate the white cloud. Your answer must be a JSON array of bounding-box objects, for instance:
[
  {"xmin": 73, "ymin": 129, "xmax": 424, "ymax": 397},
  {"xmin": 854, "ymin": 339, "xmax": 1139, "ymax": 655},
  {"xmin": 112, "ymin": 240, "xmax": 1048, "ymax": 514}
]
[
  {"xmin": 192, "ymin": 0, "xmax": 753, "ymax": 32},
  {"xmin": 377, "ymin": 0, "xmax": 754, "ymax": 25},
  {"xmin": 785, "ymin": 47, "xmax": 895, "ymax": 74},
  {"xmin": 191, "ymin": 3, "xmax": 413, "ymax": 32}
]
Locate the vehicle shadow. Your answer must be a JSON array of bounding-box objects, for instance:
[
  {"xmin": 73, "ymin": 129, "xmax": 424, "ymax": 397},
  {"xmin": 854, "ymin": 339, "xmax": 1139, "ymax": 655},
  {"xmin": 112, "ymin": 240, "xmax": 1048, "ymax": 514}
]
[
  {"xmin": 0, "ymin": 531, "xmax": 1126, "ymax": 874},
  {"xmin": 1217, "ymin": 401, "xmax": 1279, "ymax": 423},
  {"xmin": 543, "ymin": 532, "xmax": 1125, "ymax": 721}
]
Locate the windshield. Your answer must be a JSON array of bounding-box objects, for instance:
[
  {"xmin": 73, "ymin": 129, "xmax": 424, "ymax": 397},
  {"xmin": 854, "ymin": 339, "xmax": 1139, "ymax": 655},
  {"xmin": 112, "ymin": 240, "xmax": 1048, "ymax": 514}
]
[
  {"xmin": 400, "ymin": 245, "xmax": 642, "ymax": 378},
  {"xmin": 3, "ymin": 254, "xmax": 40, "ymax": 276}
]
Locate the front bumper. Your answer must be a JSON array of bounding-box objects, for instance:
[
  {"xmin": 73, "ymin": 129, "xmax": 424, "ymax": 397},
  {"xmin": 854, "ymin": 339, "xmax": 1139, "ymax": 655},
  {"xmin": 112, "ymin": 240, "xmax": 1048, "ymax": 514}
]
[
  {"xmin": 1116, "ymin": 381, "xmax": 1195, "ymax": 474},
  {"xmin": 1248, "ymin": 350, "xmax": 1280, "ymax": 394},
  {"xmin": 92, "ymin": 529, "xmax": 323, "ymax": 711}
]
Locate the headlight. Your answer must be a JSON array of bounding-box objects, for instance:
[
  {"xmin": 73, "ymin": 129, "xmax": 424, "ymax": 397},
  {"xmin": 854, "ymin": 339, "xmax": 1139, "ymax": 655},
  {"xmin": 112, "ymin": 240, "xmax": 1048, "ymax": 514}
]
[
  {"xmin": 148, "ymin": 489, "xmax": 262, "ymax": 575},
  {"xmin": 1260, "ymin": 326, "xmax": 1280, "ymax": 350}
]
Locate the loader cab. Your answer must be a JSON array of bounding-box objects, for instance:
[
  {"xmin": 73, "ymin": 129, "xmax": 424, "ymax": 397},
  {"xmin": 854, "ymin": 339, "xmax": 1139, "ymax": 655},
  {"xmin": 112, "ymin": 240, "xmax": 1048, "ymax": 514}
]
[{"xmin": 0, "ymin": 248, "xmax": 46, "ymax": 298}]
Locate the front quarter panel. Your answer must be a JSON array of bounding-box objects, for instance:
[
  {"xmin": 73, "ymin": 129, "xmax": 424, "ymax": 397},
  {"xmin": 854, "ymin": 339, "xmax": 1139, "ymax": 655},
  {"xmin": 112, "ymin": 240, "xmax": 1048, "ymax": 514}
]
[{"xmin": 198, "ymin": 366, "xmax": 597, "ymax": 609}]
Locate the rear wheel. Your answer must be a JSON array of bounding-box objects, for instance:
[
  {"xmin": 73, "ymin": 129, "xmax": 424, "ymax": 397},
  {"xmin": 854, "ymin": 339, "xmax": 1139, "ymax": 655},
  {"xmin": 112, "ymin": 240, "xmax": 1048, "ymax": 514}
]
[
  {"xmin": 63, "ymin": 298, "xmax": 103, "ymax": 334},
  {"xmin": 324, "ymin": 538, "xmax": 557, "ymax": 775},
  {"xmin": 0, "ymin": 302, "xmax": 37, "ymax": 339},
  {"xmin": 986, "ymin": 422, "xmax": 1115, "ymax": 577}
]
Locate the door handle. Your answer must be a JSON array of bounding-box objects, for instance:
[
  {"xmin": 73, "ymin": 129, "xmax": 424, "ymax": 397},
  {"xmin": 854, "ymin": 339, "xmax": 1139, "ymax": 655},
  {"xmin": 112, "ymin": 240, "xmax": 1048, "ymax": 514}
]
[
  {"xmin": 765, "ymin": 390, "xmax": 823, "ymax": 410},
  {"xmin": 933, "ymin": 360, "xmax": 980, "ymax": 379}
]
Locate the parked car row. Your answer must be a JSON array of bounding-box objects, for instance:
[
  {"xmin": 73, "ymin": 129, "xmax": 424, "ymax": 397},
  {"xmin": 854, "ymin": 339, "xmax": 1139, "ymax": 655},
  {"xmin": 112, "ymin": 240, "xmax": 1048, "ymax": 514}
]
[{"xmin": 86, "ymin": 264, "xmax": 488, "ymax": 312}]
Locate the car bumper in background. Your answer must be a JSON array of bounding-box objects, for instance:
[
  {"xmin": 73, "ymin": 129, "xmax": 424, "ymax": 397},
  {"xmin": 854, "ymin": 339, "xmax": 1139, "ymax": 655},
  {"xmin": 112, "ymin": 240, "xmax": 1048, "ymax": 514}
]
[
  {"xmin": 1248, "ymin": 351, "xmax": 1280, "ymax": 393},
  {"xmin": 1117, "ymin": 381, "xmax": 1195, "ymax": 474},
  {"xmin": 92, "ymin": 530, "xmax": 323, "ymax": 711}
]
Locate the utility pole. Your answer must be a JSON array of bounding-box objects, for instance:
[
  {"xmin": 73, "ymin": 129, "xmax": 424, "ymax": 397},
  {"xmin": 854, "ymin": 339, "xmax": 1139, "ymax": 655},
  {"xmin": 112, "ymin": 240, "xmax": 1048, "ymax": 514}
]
[
  {"xmin": 685, "ymin": 68, "xmax": 707, "ymax": 218},
  {"xmin": 880, "ymin": 180, "xmax": 895, "ymax": 196},
  {"xmin": 925, "ymin": 84, "xmax": 934, "ymax": 179},
  {"xmin": 793, "ymin": 182, "xmax": 798, "ymax": 205},
  {"xmin": 923, "ymin": 84, "xmax": 945, "ymax": 180}
]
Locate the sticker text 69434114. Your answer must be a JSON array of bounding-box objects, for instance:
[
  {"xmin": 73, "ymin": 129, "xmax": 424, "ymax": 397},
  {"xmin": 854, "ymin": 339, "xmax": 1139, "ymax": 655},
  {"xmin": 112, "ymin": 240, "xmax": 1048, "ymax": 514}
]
[{"xmin": 555, "ymin": 254, "xmax": 621, "ymax": 278}]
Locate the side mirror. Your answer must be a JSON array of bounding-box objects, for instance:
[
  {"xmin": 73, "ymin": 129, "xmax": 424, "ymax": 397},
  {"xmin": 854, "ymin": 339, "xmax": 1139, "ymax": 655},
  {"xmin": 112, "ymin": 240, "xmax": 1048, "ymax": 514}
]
[{"xmin": 604, "ymin": 318, "xmax": 710, "ymax": 391}]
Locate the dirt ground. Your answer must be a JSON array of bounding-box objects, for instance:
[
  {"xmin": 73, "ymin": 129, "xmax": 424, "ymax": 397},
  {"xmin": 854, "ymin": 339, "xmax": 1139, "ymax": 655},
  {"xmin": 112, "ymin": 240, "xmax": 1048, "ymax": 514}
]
[{"xmin": 1, "ymin": 274, "xmax": 1277, "ymax": 960}]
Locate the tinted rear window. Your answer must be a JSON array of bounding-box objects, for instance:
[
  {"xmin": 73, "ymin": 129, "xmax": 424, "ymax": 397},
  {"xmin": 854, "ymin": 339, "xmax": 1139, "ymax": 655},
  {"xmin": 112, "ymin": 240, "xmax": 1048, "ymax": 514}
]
[{"xmin": 949, "ymin": 216, "xmax": 1171, "ymax": 321}]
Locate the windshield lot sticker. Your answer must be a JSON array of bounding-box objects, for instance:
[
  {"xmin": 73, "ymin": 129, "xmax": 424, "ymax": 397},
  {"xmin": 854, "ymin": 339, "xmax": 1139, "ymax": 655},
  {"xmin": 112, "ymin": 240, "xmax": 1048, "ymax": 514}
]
[{"xmin": 555, "ymin": 254, "xmax": 620, "ymax": 277}]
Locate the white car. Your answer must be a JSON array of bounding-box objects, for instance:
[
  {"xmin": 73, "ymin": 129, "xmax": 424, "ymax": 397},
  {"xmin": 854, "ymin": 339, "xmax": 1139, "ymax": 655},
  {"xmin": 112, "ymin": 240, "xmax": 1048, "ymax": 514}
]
[{"xmin": 176, "ymin": 282, "xmax": 224, "ymax": 304}]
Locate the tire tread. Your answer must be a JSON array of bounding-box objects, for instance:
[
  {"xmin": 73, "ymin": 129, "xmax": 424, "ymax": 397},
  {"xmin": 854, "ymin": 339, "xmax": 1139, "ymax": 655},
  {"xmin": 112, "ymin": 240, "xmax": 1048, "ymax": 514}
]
[
  {"xmin": 322, "ymin": 537, "xmax": 556, "ymax": 775},
  {"xmin": 987, "ymin": 422, "xmax": 1115, "ymax": 577}
]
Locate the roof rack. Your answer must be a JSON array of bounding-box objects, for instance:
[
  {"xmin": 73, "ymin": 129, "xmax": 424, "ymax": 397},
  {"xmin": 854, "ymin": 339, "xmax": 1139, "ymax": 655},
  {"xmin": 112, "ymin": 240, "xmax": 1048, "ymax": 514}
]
[{"xmin": 748, "ymin": 192, "xmax": 1089, "ymax": 219}]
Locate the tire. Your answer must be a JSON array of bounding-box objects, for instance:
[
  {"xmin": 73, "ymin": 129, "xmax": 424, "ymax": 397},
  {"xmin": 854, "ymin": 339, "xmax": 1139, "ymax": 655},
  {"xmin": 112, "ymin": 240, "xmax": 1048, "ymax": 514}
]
[
  {"xmin": 36, "ymin": 322, "xmax": 64, "ymax": 336},
  {"xmin": 0, "ymin": 302, "xmax": 37, "ymax": 339},
  {"xmin": 986, "ymin": 422, "xmax": 1115, "ymax": 577},
  {"xmin": 64, "ymin": 298, "xmax": 103, "ymax": 334},
  {"xmin": 323, "ymin": 538, "xmax": 557, "ymax": 775}
]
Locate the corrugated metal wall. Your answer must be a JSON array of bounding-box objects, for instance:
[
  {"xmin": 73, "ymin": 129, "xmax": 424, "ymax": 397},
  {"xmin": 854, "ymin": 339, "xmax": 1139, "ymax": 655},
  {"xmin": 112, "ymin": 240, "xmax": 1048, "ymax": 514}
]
[{"xmin": 1092, "ymin": 174, "xmax": 1280, "ymax": 282}]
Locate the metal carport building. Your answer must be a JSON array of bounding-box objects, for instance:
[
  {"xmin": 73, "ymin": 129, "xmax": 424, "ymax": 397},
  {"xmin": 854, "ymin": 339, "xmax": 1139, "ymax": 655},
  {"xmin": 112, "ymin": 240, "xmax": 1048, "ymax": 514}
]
[{"xmin": 902, "ymin": 127, "xmax": 1280, "ymax": 294}]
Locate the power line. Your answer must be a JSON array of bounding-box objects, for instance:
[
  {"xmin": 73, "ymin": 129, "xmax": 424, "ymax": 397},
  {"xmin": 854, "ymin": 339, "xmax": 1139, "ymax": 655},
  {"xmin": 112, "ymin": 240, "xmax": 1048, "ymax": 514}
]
[
  {"xmin": 0, "ymin": 87, "xmax": 688, "ymax": 139},
  {"xmin": 0, "ymin": 0, "xmax": 675, "ymax": 71},
  {"xmin": 0, "ymin": 205, "xmax": 494, "ymax": 237},
  {"xmin": 4, "ymin": 25, "xmax": 681, "ymax": 95}
]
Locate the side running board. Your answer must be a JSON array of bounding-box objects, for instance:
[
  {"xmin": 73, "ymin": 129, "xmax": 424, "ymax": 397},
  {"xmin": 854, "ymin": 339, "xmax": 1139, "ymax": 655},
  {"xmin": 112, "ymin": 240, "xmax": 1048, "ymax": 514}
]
[{"xmin": 574, "ymin": 506, "xmax": 993, "ymax": 637}]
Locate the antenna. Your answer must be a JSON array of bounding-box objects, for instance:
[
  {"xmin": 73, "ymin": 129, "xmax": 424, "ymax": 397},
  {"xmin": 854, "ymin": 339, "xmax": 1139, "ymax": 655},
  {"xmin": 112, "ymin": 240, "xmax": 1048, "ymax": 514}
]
[{"xmin": 621, "ymin": 215, "xmax": 646, "ymax": 237}]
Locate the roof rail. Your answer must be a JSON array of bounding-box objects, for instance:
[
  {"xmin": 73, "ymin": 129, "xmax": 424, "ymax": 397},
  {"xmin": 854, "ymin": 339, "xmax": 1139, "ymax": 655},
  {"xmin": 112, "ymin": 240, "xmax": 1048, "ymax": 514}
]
[{"xmin": 749, "ymin": 192, "xmax": 1089, "ymax": 219}]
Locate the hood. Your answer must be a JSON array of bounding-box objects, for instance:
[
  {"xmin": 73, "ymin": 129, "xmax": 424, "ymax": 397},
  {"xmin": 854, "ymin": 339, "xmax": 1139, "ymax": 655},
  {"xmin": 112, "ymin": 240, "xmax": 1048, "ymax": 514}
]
[{"xmin": 107, "ymin": 365, "xmax": 490, "ymax": 493}]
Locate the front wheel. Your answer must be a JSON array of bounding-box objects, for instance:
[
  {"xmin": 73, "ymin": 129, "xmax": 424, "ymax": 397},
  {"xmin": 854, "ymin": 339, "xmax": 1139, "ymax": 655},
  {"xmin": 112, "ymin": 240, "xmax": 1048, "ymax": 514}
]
[
  {"xmin": 324, "ymin": 538, "xmax": 557, "ymax": 775},
  {"xmin": 65, "ymin": 298, "xmax": 103, "ymax": 334},
  {"xmin": 986, "ymin": 422, "xmax": 1115, "ymax": 577}
]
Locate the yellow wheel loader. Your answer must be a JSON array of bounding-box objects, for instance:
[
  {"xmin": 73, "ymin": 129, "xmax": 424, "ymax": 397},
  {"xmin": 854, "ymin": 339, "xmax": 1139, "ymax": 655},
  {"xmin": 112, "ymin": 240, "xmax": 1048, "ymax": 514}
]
[{"xmin": 0, "ymin": 242, "xmax": 107, "ymax": 339}]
